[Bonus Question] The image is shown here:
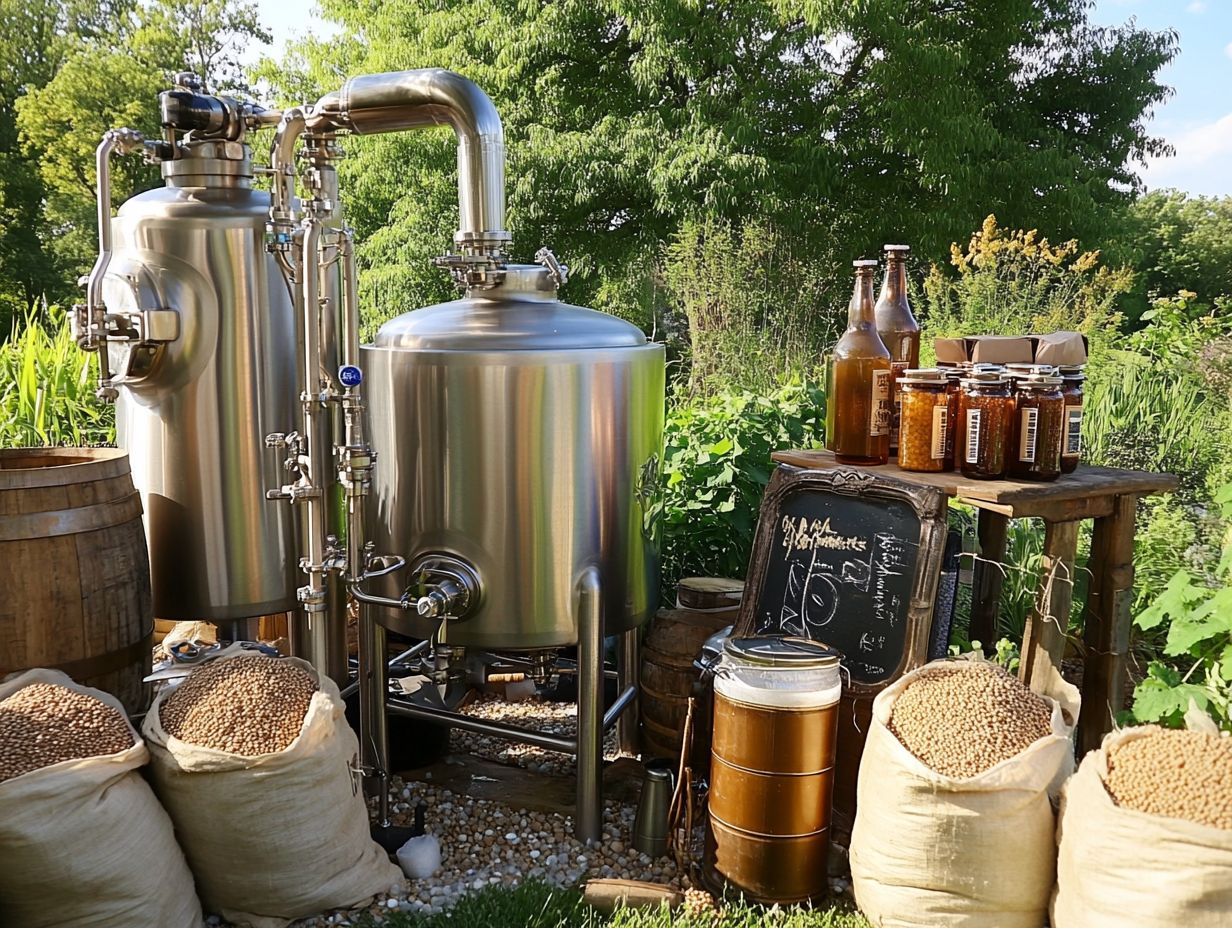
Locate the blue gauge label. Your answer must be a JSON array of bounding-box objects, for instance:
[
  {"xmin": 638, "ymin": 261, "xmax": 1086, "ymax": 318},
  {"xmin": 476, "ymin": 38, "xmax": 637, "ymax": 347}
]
[{"xmin": 338, "ymin": 365, "xmax": 363, "ymax": 387}]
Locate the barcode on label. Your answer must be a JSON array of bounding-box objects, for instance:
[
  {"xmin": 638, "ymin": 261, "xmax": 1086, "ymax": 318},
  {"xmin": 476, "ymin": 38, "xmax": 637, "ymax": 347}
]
[
  {"xmin": 1019, "ymin": 407, "xmax": 1039, "ymax": 462},
  {"xmin": 965, "ymin": 408, "xmax": 981, "ymax": 464},
  {"xmin": 931, "ymin": 406, "xmax": 948, "ymax": 459},
  {"xmin": 1065, "ymin": 406, "xmax": 1083, "ymax": 455}
]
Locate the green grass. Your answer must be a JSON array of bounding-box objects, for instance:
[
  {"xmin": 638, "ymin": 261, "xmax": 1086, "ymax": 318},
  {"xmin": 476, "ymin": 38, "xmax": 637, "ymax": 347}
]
[{"xmin": 355, "ymin": 881, "xmax": 870, "ymax": 928}]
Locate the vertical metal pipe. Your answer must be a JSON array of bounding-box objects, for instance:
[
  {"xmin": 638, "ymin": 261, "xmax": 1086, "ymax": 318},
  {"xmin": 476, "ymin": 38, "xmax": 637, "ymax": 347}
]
[
  {"xmin": 298, "ymin": 218, "xmax": 330, "ymax": 653},
  {"xmin": 616, "ymin": 626, "xmax": 641, "ymax": 757},
  {"xmin": 576, "ymin": 567, "xmax": 604, "ymax": 844},
  {"xmin": 359, "ymin": 601, "xmax": 392, "ymax": 826}
]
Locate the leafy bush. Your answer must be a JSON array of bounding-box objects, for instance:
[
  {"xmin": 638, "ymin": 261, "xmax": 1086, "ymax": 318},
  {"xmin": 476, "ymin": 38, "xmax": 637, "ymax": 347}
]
[
  {"xmin": 1130, "ymin": 484, "xmax": 1232, "ymax": 731},
  {"xmin": 0, "ymin": 309, "xmax": 114, "ymax": 448},
  {"xmin": 659, "ymin": 379, "xmax": 825, "ymax": 603}
]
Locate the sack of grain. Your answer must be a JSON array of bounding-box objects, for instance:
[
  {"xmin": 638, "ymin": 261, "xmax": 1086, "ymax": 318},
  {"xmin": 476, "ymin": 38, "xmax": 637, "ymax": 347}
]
[
  {"xmin": 0, "ymin": 668, "xmax": 201, "ymax": 928},
  {"xmin": 143, "ymin": 644, "xmax": 402, "ymax": 928},
  {"xmin": 850, "ymin": 657, "xmax": 1079, "ymax": 928},
  {"xmin": 1052, "ymin": 725, "xmax": 1232, "ymax": 927}
]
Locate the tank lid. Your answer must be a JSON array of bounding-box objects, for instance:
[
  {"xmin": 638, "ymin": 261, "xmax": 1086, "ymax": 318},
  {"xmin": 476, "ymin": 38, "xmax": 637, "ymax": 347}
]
[
  {"xmin": 373, "ymin": 263, "xmax": 649, "ymax": 351},
  {"xmin": 723, "ymin": 636, "xmax": 840, "ymax": 667}
]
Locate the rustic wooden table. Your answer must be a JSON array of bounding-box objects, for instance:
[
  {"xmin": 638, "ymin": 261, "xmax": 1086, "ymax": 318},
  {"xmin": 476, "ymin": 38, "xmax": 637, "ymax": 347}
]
[{"xmin": 771, "ymin": 449, "xmax": 1177, "ymax": 753}]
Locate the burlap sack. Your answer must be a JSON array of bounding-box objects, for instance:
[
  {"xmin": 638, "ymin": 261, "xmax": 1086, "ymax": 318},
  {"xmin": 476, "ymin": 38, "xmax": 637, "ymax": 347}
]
[
  {"xmin": 1052, "ymin": 725, "xmax": 1232, "ymax": 927},
  {"xmin": 142, "ymin": 645, "xmax": 402, "ymax": 928},
  {"xmin": 0, "ymin": 668, "xmax": 201, "ymax": 928},
  {"xmin": 850, "ymin": 658, "xmax": 1079, "ymax": 928}
]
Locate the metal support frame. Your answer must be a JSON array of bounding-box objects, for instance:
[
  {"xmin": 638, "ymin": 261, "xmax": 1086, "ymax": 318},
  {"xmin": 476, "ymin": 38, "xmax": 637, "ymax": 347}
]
[{"xmin": 356, "ymin": 567, "xmax": 641, "ymax": 843}]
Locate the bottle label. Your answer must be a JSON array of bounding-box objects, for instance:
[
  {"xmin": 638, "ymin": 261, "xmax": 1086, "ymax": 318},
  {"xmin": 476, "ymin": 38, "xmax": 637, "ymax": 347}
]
[
  {"xmin": 870, "ymin": 369, "xmax": 891, "ymax": 436},
  {"xmin": 1064, "ymin": 405, "xmax": 1083, "ymax": 455},
  {"xmin": 931, "ymin": 406, "xmax": 948, "ymax": 460},
  {"xmin": 1019, "ymin": 407, "xmax": 1039, "ymax": 463},
  {"xmin": 965, "ymin": 408, "xmax": 981, "ymax": 464}
]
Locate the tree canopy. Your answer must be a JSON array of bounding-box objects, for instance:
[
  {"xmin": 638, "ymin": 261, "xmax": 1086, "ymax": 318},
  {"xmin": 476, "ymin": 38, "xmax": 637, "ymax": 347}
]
[{"xmin": 257, "ymin": 0, "xmax": 1176, "ymax": 331}]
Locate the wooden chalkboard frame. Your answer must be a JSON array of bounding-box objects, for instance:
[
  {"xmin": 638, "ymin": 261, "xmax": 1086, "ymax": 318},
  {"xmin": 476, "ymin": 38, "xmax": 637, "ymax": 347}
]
[{"xmin": 731, "ymin": 463, "xmax": 949, "ymax": 697}]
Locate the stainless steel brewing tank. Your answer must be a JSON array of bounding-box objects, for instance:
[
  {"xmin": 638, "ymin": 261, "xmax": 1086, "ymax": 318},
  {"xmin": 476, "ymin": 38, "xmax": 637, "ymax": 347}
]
[
  {"xmin": 363, "ymin": 264, "xmax": 664, "ymax": 649},
  {"xmin": 102, "ymin": 167, "xmax": 298, "ymax": 620}
]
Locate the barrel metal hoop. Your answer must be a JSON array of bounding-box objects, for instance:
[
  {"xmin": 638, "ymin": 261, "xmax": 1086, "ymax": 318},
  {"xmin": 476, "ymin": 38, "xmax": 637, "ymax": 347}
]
[
  {"xmin": 37, "ymin": 631, "xmax": 154, "ymax": 682},
  {"xmin": 0, "ymin": 448, "xmax": 130, "ymax": 490},
  {"xmin": 0, "ymin": 493, "xmax": 144, "ymax": 541},
  {"xmin": 708, "ymin": 810, "xmax": 831, "ymax": 841},
  {"xmin": 710, "ymin": 751, "xmax": 834, "ymax": 779}
]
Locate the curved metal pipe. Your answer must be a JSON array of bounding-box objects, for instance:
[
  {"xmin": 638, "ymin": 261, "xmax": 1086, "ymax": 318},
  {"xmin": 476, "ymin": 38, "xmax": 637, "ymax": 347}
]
[
  {"xmin": 310, "ymin": 68, "xmax": 508, "ymax": 253},
  {"xmin": 269, "ymin": 107, "xmax": 307, "ymax": 222}
]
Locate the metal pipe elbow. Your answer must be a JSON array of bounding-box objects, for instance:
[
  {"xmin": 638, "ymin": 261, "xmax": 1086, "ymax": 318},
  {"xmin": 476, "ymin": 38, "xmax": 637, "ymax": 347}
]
[{"xmin": 313, "ymin": 68, "xmax": 509, "ymax": 253}]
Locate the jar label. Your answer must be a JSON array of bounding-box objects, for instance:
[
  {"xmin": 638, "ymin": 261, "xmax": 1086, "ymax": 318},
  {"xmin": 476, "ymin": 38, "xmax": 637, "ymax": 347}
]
[
  {"xmin": 1019, "ymin": 407, "xmax": 1039, "ymax": 462},
  {"xmin": 965, "ymin": 407, "xmax": 981, "ymax": 464},
  {"xmin": 870, "ymin": 369, "xmax": 891, "ymax": 436},
  {"xmin": 931, "ymin": 406, "xmax": 948, "ymax": 459},
  {"xmin": 890, "ymin": 392, "xmax": 902, "ymax": 447},
  {"xmin": 1064, "ymin": 405, "xmax": 1083, "ymax": 455}
]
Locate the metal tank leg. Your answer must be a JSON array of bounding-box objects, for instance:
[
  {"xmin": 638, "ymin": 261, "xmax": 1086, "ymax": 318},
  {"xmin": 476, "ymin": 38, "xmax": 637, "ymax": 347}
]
[
  {"xmin": 576, "ymin": 567, "xmax": 604, "ymax": 844},
  {"xmin": 357, "ymin": 598, "xmax": 392, "ymax": 828},
  {"xmin": 616, "ymin": 625, "xmax": 641, "ymax": 757}
]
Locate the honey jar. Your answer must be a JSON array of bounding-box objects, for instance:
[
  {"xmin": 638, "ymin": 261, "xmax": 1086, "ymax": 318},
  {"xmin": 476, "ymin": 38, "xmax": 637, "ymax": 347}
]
[
  {"xmin": 1007, "ymin": 374, "xmax": 1065, "ymax": 481},
  {"xmin": 1059, "ymin": 365, "xmax": 1085, "ymax": 473},
  {"xmin": 956, "ymin": 373, "xmax": 1013, "ymax": 479},
  {"xmin": 897, "ymin": 369, "xmax": 950, "ymax": 472}
]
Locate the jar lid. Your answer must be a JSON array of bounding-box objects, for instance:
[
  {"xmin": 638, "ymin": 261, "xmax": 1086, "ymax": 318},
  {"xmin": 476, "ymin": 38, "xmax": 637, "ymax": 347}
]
[
  {"xmin": 970, "ymin": 363, "xmax": 1007, "ymax": 373},
  {"xmin": 1059, "ymin": 364, "xmax": 1086, "ymax": 377},
  {"xmin": 900, "ymin": 368, "xmax": 946, "ymax": 384},
  {"xmin": 723, "ymin": 636, "xmax": 840, "ymax": 667},
  {"xmin": 1017, "ymin": 374, "xmax": 1064, "ymax": 389},
  {"xmin": 962, "ymin": 372, "xmax": 1008, "ymax": 386},
  {"xmin": 1005, "ymin": 363, "xmax": 1059, "ymax": 376}
]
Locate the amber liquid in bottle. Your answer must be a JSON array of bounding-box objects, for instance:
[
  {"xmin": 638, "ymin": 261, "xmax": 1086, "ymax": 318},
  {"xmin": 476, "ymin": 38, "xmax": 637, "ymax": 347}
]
[
  {"xmin": 828, "ymin": 261, "xmax": 892, "ymax": 465},
  {"xmin": 875, "ymin": 245, "xmax": 920, "ymax": 454}
]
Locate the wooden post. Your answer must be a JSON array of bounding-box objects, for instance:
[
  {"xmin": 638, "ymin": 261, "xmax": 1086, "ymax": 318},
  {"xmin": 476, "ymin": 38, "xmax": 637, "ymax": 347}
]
[
  {"xmin": 1020, "ymin": 519, "xmax": 1080, "ymax": 693},
  {"xmin": 1078, "ymin": 495, "xmax": 1138, "ymax": 754},
  {"xmin": 969, "ymin": 509, "xmax": 1010, "ymax": 648}
]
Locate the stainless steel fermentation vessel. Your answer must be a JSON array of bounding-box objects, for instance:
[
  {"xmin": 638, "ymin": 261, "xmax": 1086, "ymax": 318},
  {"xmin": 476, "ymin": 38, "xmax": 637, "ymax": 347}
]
[
  {"xmin": 99, "ymin": 141, "xmax": 298, "ymax": 621},
  {"xmin": 363, "ymin": 263, "xmax": 664, "ymax": 649}
]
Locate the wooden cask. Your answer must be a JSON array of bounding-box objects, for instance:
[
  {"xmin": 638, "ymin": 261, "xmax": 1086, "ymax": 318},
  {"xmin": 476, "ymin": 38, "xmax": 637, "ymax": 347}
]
[
  {"xmin": 0, "ymin": 448, "xmax": 152, "ymax": 714},
  {"xmin": 639, "ymin": 577, "xmax": 743, "ymax": 760}
]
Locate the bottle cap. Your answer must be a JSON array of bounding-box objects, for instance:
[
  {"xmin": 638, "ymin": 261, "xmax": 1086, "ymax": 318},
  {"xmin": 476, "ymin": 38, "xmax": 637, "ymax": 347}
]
[
  {"xmin": 883, "ymin": 244, "xmax": 910, "ymax": 254},
  {"xmin": 853, "ymin": 258, "xmax": 879, "ymax": 268}
]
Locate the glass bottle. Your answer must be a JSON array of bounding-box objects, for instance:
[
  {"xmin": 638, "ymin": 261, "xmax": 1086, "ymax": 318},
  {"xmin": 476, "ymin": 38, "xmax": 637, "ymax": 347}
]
[
  {"xmin": 1007, "ymin": 374, "xmax": 1064, "ymax": 481},
  {"xmin": 827, "ymin": 259, "xmax": 892, "ymax": 465},
  {"xmin": 897, "ymin": 369, "xmax": 950, "ymax": 473},
  {"xmin": 955, "ymin": 373, "xmax": 1013, "ymax": 479},
  {"xmin": 1059, "ymin": 365, "xmax": 1085, "ymax": 474},
  {"xmin": 875, "ymin": 244, "xmax": 920, "ymax": 455}
]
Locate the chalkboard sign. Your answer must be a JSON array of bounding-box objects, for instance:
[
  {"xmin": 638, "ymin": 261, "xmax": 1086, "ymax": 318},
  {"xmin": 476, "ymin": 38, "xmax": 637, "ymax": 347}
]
[{"xmin": 732, "ymin": 464, "xmax": 948, "ymax": 694}]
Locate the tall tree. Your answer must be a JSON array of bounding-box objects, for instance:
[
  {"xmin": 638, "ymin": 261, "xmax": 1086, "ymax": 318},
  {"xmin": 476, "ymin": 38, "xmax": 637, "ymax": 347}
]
[
  {"xmin": 7, "ymin": 0, "xmax": 269, "ymax": 328},
  {"xmin": 260, "ymin": 0, "xmax": 1175, "ymax": 333}
]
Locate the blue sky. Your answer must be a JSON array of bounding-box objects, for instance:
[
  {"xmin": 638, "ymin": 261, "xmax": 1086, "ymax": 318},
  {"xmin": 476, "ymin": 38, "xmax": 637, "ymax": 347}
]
[{"xmin": 247, "ymin": 0, "xmax": 1230, "ymax": 197}]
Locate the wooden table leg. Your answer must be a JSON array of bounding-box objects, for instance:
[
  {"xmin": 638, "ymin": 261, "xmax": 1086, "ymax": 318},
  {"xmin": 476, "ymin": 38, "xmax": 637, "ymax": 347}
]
[
  {"xmin": 1078, "ymin": 494, "xmax": 1138, "ymax": 754},
  {"xmin": 1020, "ymin": 520, "xmax": 1080, "ymax": 693},
  {"xmin": 970, "ymin": 509, "xmax": 1010, "ymax": 648}
]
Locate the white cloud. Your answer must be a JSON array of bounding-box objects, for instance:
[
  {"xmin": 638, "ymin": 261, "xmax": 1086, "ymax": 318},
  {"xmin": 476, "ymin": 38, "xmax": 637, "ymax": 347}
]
[
  {"xmin": 1143, "ymin": 112, "xmax": 1232, "ymax": 196},
  {"xmin": 1226, "ymin": 41, "xmax": 1232, "ymax": 60},
  {"xmin": 1187, "ymin": 1, "xmax": 1207, "ymax": 13}
]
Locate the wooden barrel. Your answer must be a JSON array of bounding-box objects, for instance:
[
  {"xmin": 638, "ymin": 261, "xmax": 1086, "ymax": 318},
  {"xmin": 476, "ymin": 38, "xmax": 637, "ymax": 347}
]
[
  {"xmin": 0, "ymin": 448, "xmax": 152, "ymax": 714},
  {"xmin": 640, "ymin": 577, "xmax": 743, "ymax": 760}
]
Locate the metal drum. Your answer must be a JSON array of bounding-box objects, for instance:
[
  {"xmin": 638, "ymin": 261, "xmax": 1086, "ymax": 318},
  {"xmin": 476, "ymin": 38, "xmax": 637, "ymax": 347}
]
[
  {"xmin": 102, "ymin": 145, "xmax": 298, "ymax": 621},
  {"xmin": 362, "ymin": 263, "xmax": 665, "ymax": 649},
  {"xmin": 705, "ymin": 636, "xmax": 841, "ymax": 904}
]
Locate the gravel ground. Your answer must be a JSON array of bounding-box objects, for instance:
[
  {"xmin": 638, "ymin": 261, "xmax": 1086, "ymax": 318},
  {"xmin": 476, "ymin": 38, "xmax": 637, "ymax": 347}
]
[{"xmin": 243, "ymin": 694, "xmax": 692, "ymax": 928}]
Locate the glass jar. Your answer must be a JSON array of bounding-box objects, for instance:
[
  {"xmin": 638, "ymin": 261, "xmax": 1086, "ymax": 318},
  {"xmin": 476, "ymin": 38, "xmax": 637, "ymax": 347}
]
[
  {"xmin": 1059, "ymin": 365, "xmax": 1085, "ymax": 474},
  {"xmin": 714, "ymin": 636, "xmax": 842, "ymax": 709},
  {"xmin": 956, "ymin": 374, "xmax": 1013, "ymax": 478},
  {"xmin": 942, "ymin": 366, "xmax": 967, "ymax": 466},
  {"xmin": 1007, "ymin": 374, "xmax": 1065, "ymax": 481},
  {"xmin": 897, "ymin": 369, "xmax": 950, "ymax": 473}
]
